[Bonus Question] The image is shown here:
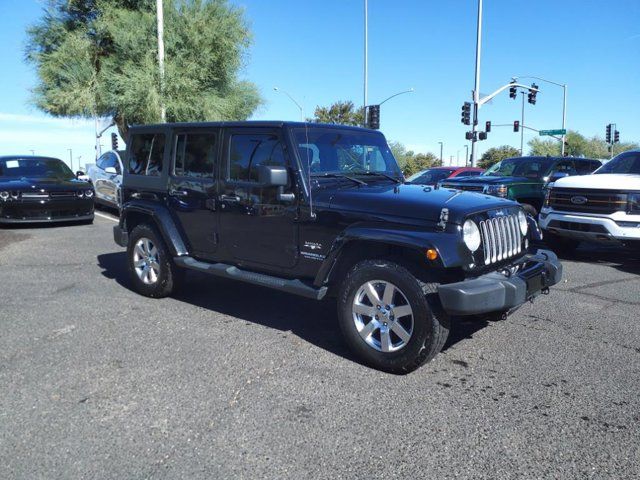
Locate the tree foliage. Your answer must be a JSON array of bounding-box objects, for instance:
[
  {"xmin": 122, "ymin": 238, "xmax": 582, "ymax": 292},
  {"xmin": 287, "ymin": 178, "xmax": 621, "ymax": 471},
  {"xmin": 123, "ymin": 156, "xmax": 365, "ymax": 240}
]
[
  {"xmin": 308, "ymin": 101, "xmax": 364, "ymax": 126},
  {"xmin": 389, "ymin": 141, "xmax": 441, "ymax": 177},
  {"xmin": 528, "ymin": 130, "xmax": 639, "ymax": 159},
  {"xmin": 26, "ymin": 0, "xmax": 262, "ymax": 138},
  {"xmin": 478, "ymin": 145, "xmax": 520, "ymax": 169}
]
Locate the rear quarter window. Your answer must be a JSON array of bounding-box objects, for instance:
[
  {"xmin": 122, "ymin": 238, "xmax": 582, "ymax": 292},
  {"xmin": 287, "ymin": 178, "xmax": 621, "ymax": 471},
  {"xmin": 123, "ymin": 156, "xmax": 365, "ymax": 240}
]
[{"xmin": 127, "ymin": 133, "xmax": 166, "ymax": 176}]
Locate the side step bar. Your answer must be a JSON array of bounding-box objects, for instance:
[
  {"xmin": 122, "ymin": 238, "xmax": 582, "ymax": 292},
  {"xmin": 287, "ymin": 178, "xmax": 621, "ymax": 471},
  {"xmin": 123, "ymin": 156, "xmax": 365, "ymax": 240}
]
[{"xmin": 174, "ymin": 256, "xmax": 328, "ymax": 301}]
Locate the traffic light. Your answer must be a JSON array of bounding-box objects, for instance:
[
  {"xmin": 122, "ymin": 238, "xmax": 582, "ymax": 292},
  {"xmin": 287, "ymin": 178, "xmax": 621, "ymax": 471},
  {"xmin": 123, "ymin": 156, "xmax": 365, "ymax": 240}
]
[
  {"xmin": 513, "ymin": 120, "xmax": 520, "ymax": 132},
  {"xmin": 527, "ymin": 83, "xmax": 538, "ymax": 105},
  {"xmin": 465, "ymin": 131, "xmax": 474, "ymax": 140},
  {"xmin": 509, "ymin": 82, "xmax": 517, "ymax": 99},
  {"xmin": 111, "ymin": 132, "xmax": 118, "ymax": 150},
  {"xmin": 485, "ymin": 121, "xmax": 491, "ymax": 133},
  {"xmin": 478, "ymin": 131, "xmax": 487, "ymax": 140},
  {"xmin": 614, "ymin": 130, "xmax": 620, "ymax": 143},
  {"xmin": 461, "ymin": 102, "xmax": 471, "ymax": 125},
  {"xmin": 606, "ymin": 124, "xmax": 612, "ymax": 143},
  {"xmin": 367, "ymin": 105, "xmax": 380, "ymax": 130}
]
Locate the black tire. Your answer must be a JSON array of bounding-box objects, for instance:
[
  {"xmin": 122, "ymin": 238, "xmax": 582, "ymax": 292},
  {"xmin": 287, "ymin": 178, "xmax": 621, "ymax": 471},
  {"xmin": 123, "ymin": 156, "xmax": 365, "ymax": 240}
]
[
  {"xmin": 337, "ymin": 259, "xmax": 450, "ymax": 374},
  {"xmin": 127, "ymin": 223, "xmax": 183, "ymax": 298},
  {"xmin": 543, "ymin": 230, "xmax": 580, "ymax": 253},
  {"xmin": 521, "ymin": 203, "xmax": 538, "ymax": 217}
]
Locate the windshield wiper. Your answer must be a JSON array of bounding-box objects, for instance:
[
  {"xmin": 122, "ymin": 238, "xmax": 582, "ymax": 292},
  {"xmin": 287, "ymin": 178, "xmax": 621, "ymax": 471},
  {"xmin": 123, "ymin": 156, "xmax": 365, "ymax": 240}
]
[
  {"xmin": 311, "ymin": 172, "xmax": 367, "ymax": 185},
  {"xmin": 350, "ymin": 171, "xmax": 403, "ymax": 183}
]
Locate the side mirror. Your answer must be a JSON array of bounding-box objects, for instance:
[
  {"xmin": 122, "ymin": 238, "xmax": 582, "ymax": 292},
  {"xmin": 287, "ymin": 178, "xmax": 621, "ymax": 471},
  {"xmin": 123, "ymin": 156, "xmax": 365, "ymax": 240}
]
[
  {"xmin": 258, "ymin": 165, "xmax": 288, "ymax": 187},
  {"xmin": 548, "ymin": 171, "xmax": 569, "ymax": 183},
  {"xmin": 76, "ymin": 170, "xmax": 85, "ymax": 178},
  {"xmin": 105, "ymin": 166, "xmax": 118, "ymax": 175}
]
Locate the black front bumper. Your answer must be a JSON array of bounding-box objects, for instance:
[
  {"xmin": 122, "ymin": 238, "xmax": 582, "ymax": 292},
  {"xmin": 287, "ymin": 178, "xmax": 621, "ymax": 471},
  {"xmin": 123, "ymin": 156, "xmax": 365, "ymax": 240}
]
[
  {"xmin": 0, "ymin": 199, "xmax": 94, "ymax": 224},
  {"xmin": 438, "ymin": 249, "xmax": 562, "ymax": 316}
]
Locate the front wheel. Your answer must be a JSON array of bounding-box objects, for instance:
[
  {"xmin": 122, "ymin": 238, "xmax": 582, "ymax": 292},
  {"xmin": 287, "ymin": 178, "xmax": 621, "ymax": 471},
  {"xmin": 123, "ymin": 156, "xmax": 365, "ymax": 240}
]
[
  {"xmin": 127, "ymin": 224, "xmax": 182, "ymax": 298},
  {"xmin": 337, "ymin": 259, "xmax": 450, "ymax": 374}
]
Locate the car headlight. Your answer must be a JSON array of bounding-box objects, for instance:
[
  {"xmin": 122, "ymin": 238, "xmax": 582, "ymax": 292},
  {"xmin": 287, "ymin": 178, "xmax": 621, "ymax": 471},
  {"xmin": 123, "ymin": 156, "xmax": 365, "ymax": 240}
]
[
  {"xmin": 518, "ymin": 209, "xmax": 528, "ymax": 236},
  {"xmin": 76, "ymin": 190, "xmax": 85, "ymax": 198},
  {"xmin": 462, "ymin": 219, "xmax": 481, "ymax": 252},
  {"xmin": 0, "ymin": 191, "xmax": 9, "ymax": 201},
  {"xmin": 628, "ymin": 193, "xmax": 640, "ymax": 214},
  {"xmin": 485, "ymin": 184, "xmax": 508, "ymax": 198},
  {"xmin": 543, "ymin": 187, "xmax": 552, "ymax": 207},
  {"xmin": 85, "ymin": 189, "xmax": 94, "ymax": 198},
  {"xmin": 10, "ymin": 191, "xmax": 19, "ymax": 200}
]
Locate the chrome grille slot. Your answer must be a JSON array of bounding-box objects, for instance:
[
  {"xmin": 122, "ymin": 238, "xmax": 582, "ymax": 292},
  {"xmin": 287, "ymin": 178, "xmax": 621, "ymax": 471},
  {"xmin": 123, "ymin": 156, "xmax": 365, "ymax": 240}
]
[
  {"xmin": 49, "ymin": 191, "xmax": 76, "ymax": 198},
  {"xmin": 479, "ymin": 213, "xmax": 523, "ymax": 266},
  {"xmin": 21, "ymin": 192, "xmax": 49, "ymax": 199}
]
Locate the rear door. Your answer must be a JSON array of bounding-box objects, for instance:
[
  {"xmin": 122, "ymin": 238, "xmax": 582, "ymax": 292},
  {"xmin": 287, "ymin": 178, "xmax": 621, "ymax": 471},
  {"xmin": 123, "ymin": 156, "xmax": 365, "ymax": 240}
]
[
  {"xmin": 94, "ymin": 152, "xmax": 121, "ymax": 205},
  {"xmin": 166, "ymin": 128, "xmax": 220, "ymax": 260},
  {"xmin": 217, "ymin": 127, "xmax": 298, "ymax": 269}
]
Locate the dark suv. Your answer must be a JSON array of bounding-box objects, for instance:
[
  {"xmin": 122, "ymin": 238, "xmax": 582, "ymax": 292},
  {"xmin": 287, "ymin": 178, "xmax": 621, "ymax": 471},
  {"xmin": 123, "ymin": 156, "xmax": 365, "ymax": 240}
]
[
  {"xmin": 113, "ymin": 122, "xmax": 562, "ymax": 373},
  {"xmin": 440, "ymin": 156, "xmax": 602, "ymax": 216}
]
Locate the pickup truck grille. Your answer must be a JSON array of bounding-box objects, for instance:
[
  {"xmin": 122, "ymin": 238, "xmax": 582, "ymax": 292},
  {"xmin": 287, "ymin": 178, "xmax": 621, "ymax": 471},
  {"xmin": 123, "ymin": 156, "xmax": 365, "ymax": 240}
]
[
  {"xmin": 479, "ymin": 214, "xmax": 523, "ymax": 265},
  {"xmin": 549, "ymin": 188, "xmax": 627, "ymax": 214},
  {"xmin": 442, "ymin": 184, "xmax": 484, "ymax": 192}
]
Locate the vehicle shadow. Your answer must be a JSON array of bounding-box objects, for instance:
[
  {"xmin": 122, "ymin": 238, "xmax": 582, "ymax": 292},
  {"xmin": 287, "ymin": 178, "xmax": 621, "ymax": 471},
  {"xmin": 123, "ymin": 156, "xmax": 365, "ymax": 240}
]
[
  {"xmin": 552, "ymin": 242, "xmax": 640, "ymax": 275},
  {"xmin": 96, "ymin": 251, "xmax": 487, "ymax": 368}
]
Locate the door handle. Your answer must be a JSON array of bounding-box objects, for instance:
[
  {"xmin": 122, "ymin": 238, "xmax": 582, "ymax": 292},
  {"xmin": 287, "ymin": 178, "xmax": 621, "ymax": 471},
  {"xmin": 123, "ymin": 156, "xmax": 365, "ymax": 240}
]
[
  {"xmin": 170, "ymin": 189, "xmax": 188, "ymax": 197},
  {"xmin": 220, "ymin": 194, "xmax": 241, "ymax": 203}
]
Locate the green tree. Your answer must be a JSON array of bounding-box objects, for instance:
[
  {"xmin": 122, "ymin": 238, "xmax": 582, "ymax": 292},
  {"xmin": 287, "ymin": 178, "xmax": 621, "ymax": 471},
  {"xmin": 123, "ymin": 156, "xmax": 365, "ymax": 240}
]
[
  {"xmin": 528, "ymin": 130, "xmax": 639, "ymax": 159},
  {"xmin": 26, "ymin": 0, "xmax": 262, "ymax": 138},
  {"xmin": 478, "ymin": 145, "xmax": 520, "ymax": 169},
  {"xmin": 308, "ymin": 101, "xmax": 364, "ymax": 126},
  {"xmin": 403, "ymin": 152, "xmax": 441, "ymax": 177}
]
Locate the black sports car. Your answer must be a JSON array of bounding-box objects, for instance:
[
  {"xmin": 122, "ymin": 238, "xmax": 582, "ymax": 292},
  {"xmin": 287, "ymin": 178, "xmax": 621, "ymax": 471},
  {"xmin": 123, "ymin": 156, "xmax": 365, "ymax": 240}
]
[{"xmin": 0, "ymin": 156, "xmax": 94, "ymax": 224}]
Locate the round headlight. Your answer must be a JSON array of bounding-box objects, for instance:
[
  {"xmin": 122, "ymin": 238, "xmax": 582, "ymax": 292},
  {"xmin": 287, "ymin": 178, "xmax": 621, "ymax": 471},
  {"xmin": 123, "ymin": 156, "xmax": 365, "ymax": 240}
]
[
  {"xmin": 518, "ymin": 209, "xmax": 528, "ymax": 236},
  {"xmin": 76, "ymin": 190, "xmax": 85, "ymax": 198},
  {"xmin": 10, "ymin": 191, "xmax": 19, "ymax": 200},
  {"xmin": 85, "ymin": 189, "xmax": 94, "ymax": 198},
  {"xmin": 0, "ymin": 191, "xmax": 9, "ymax": 201},
  {"xmin": 462, "ymin": 219, "xmax": 481, "ymax": 252}
]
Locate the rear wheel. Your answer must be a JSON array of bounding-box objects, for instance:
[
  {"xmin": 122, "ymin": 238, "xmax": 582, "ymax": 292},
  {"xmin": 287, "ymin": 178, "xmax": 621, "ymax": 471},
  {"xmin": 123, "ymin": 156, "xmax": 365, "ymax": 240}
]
[
  {"xmin": 337, "ymin": 259, "xmax": 450, "ymax": 374},
  {"xmin": 127, "ymin": 224, "xmax": 182, "ymax": 298}
]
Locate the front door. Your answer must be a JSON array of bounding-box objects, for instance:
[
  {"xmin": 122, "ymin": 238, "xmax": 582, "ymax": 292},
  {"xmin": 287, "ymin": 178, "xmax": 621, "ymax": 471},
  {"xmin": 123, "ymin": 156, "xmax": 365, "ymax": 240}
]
[
  {"xmin": 167, "ymin": 128, "xmax": 220, "ymax": 260},
  {"xmin": 218, "ymin": 128, "xmax": 298, "ymax": 269}
]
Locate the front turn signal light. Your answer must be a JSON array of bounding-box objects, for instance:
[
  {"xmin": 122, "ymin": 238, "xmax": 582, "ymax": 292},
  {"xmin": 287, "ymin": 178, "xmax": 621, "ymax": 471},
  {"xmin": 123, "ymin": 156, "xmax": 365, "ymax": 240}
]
[{"xmin": 426, "ymin": 249, "xmax": 438, "ymax": 261}]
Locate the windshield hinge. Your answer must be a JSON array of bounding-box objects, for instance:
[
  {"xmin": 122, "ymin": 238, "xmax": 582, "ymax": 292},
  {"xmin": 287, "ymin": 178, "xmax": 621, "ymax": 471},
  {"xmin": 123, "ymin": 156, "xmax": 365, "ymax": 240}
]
[{"xmin": 436, "ymin": 207, "xmax": 449, "ymax": 231}]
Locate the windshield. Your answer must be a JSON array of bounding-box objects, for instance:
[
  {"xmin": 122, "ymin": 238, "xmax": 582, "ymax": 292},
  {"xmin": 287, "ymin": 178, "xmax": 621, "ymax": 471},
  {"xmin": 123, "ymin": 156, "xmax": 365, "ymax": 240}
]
[
  {"xmin": 0, "ymin": 157, "xmax": 75, "ymax": 180},
  {"xmin": 292, "ymin": 127, "xmax": 402, "ymax": 178},
  {"xmin": 595, "ymin": 152, "xmax": 640, "ymax": 175},
  {"xmin": 407, "ymin": 168, "xmax": 454, "ymax": 184},
  {"xmin": 484, "ymin": 157, "xmax": 555, "ymax": 179}
]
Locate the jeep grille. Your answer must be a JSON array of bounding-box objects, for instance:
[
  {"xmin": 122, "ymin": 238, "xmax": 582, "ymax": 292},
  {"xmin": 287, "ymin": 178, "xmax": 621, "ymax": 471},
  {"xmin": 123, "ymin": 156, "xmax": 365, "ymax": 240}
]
[{"xmin": 479, "ymin": 214, "xmax": 523, "ymax": 265}]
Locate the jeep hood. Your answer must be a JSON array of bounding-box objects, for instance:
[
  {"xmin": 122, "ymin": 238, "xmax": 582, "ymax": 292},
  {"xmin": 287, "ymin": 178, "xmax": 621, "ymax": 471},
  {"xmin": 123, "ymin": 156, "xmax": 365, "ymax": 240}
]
[
  {"xmin": 554, "ymin": 173, "xmax": 640, "ymax": 190},
  {"xmin": 443, "ymin": 175, "xmax": 534, "ymax": 185},
  {"xmin": 327, "ymin": 183, "xmax": 516, "ymax": 224}
]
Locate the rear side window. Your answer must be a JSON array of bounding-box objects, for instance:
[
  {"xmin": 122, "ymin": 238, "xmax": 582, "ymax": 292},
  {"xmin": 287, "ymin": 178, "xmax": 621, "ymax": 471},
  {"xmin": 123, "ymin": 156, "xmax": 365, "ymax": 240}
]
[
  {"xmin": 174, "ymin": 133, "xmax": 216, "ymax": 178},
  {"xmin": 456, "ymin": 170, "xmax": 482, "ymax": 177},
  {"xmin": 127, "ymin": 133, "xmax": 165, "ymax": 176},
  {"xmin": 228, "ymin": 134, "xmax": 285, "ymax": 182},
  {"xmin": 97, "ymin": 152, "xmax": 119, "ymax": 172}
]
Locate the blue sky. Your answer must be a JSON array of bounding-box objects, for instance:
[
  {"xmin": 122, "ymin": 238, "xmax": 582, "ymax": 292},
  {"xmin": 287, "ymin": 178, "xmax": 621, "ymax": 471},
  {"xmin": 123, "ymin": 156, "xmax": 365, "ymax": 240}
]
[{"xmin": 1, "ymin": 0, "xmax": 639, "ymax": 169}]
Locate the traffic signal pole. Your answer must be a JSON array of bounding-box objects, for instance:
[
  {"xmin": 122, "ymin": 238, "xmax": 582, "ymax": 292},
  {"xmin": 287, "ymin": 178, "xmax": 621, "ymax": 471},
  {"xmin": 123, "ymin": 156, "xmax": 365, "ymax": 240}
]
[{"xmin": 470, "ymin": 0, "xmax": 483, "ymax": 167}]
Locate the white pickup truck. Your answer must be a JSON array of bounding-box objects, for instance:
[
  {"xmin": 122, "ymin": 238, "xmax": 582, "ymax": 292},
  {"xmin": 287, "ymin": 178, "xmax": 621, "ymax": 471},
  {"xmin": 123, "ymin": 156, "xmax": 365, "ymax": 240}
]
[{"xmin": 539, "ymin": 150, "xmax": 640, "ymax": 251}]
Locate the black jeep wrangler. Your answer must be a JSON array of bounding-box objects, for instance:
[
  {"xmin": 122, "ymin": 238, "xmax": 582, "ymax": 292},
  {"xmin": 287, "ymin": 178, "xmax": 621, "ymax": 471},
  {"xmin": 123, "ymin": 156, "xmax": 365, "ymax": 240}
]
[{"xmin": 113, "ymin": 122, "xmax": 562, "ymax": 373}]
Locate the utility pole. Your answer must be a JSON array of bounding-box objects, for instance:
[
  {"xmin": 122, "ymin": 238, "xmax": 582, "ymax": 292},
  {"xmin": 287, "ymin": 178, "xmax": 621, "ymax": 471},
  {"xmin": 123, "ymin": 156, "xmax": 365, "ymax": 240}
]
[
  {"xmin": 470, "ymin": 0, "xmax": 483, "ymax": 167},
  {"xmin": 68, "ymin": 149, "xmax": 73, "ymax": 171},
  {"xmin": 464, "ymin": 145, "xmax": 469, "ymax": 165},
  {"xmin": 520, "ymin": 91, "xmax": 526, "ymax": 155},
  {"xmin": 449, "ymin": 155, "xmax": 454, "ymax": 166},
  {"xmin": 438, "ymin": 141, "xmax": 443, "ymax": 164},
  {"xmin": 363, "ymin": 0, "xmax": 368, "ymax": 127},
  {"xmin": 156, "ymin": 0, "xmax": 166, "ymax": 122}
]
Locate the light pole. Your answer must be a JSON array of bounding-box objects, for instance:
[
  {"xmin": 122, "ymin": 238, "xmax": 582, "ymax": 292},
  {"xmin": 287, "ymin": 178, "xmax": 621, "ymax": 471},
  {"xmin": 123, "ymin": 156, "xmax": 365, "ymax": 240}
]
[
  {"xmin": 273, "ymin": 87, "xmax": 304, "ymax": 121},
  {"xmin": 378, "ymin": 88, "xmax": 414, "ymax": 106},
  {"xmin": 29, "ymin": 149, "xmax": 35, "ymax": 156},
  {"xmin": 513, "ymin": 75, "xmax": 567, "ymax": 155},
  {"xmin": 67, "ymin": 149, "xmax": 73, "ymax": 171},
  {"xmin": 457, "ymin": 150, "xmax": 460, "ymax": 165},
  {"xmin": 464, "ymin": 145, "xmax": 469, "ymax": 165},
  {"xmin": 156, "ymin": 0, "xmax": 166, "ymax": 122},
  {"xmin": 363, "ymin": 0, "xmax": 368, "ymax": 126},
  {"xmin": 438, "ymin": 142, "xmax": 443, "ymax": 164}
]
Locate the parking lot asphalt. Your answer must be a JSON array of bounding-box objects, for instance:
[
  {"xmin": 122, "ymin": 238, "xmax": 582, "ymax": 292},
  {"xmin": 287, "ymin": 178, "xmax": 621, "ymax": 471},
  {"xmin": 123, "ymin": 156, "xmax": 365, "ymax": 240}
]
[{"xmin": 1, "ymin": 213, "xmax": 639, "ymax": 479}]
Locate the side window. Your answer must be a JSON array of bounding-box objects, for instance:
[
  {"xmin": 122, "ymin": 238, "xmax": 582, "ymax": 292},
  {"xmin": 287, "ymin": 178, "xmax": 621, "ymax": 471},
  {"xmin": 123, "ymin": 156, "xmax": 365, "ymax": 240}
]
[
  {"xmin": 174, "ymin": 133, "xmax": 216, "ymax": 178},
  {"xmin": 456, "ymin": 170, "xmax": 481, "ymax": 177},
  {"xmin": 553, "ymin": 160, "xmax": 576, "ymax": 175},
  {"xmin": 127, "ymin": 133, "xmax": 165, "ymax": 176},
  {"xmin": 576, "ymin": 160, "xmax": 598, "ymax": 175},
  {"xmin": 228, "ymin": 134, "xmax": 285, "ymax": 182}
]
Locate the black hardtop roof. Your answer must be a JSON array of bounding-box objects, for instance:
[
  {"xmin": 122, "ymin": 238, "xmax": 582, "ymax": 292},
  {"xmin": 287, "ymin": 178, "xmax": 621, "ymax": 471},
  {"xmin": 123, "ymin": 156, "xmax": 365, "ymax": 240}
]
[
  {"xmin": 128, "ymin": 121, "xmax": 376, "ymax": 133},
  {"xmin": 0, "ymin": 155, "xmax": 62, "ymax": 162},
  {"xmin": 504, "ymin": 155, "xmax": 602, "ymax": 162}
]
